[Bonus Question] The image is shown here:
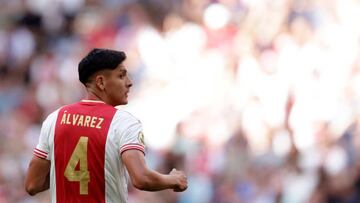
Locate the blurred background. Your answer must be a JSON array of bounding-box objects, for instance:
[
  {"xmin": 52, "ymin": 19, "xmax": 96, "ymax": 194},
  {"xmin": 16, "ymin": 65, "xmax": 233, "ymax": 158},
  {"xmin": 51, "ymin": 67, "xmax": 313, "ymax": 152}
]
[{"xmin": 1, "ymin": 0, "xmax": 360, "ymax": 202}]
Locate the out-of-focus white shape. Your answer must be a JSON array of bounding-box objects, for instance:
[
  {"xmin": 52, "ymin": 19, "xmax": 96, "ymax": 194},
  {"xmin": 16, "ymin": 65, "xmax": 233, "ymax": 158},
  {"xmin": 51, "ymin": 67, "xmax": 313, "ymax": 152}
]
[
  {"xmin": 324, "ymin": 146, "xmax": 347, "ymax": 176},
  {"xmin": 318, "ymin": 23, "xmax": 357, "ymax": 76},
  {"xmin": 352, "ymin": 72, "xmax": 360, "ymax": 111},
  {"xmin": 73, "ymin": 12, "xmax": 104, "ymax": 36},
  {"xmin": 272, "ymin": 130, "xmax": 291, "ymax": 157},
  {"xmin": 241, "ymin": 100, "xmax": 269, "ymax": 154},
  {"xmin": 122, "ymin": 88, "xmax": 180, "ymax": 150},
  {"xmin": 129, "ymin": 24, "xmax": 224, "ymax": 150},
  {"xmin": 327, "ymin": 96, "xmax": 354, "ymax": 139},
  {"xmin": 165, "ymin": 22, "xmax": 206, "ymax": 73},
  {"xmin": 29, "ymin": 53, "xmax": 57, "ymax": 84},
  {"xmin": 58, "ymin": 57, "xmax": 78, "ymax": 84},
  {"xmin": 241, "ymin": 0, "xmax": 263, "ymax": 8},
  {"xmin": 298, "ymin": 147, "xmax": 322, "ymax": 172},
  {"xmin": 281, "ymin": 36, "xmax": 338, "ymax": 150},
  {"xmin": 136, "ymin": 26, "xmax": 173, "ymax": 81},
  {"xmin": 36, "ymin": 82, "xmax": 59, "ymax": 109},
  {"xmin": 58, "ymin": 57, "xmax": 83, "ymax": 103},
  {"xmin": 256, "ymin": 51, "xmax": 289, "ymax": 128},
  {"xmin": 61, "ymin": 0, "xmax": 84, "ymax": 14},
  {"xmin": 43, "ymin": 6, "xmax": 64, "ymax": 33},
  {"xmin": 275, "ymin": 33, "xmax": 299, "ymax": 87},
  {"xmin": 192, "ymin": 50, "xmax": 228, "ymax": 107},
  {"xmin": 292, "ymin": 126, "xmax": 315, "ymax": 151},
  {"xmin": 26, "ymin": 0, "xmax": 53, "ymax": 13},
  {"xmin": 335, "ymin": 0, "xmax": 360, "ymax": 37},
  {"xmin": 203, "ymin": 3, "xmax": 230, "ymax": 30},
  {"xmin": 207, "ymin": 117, "xmax": 231, "ymax": 148},
  {"xmin": 282, "ymin": 172, "xmax": 318, "ymax": 203},
  {"xmin": 130, "ymin": 27, "xmax": 182, "ymax": 150},
  {"xmin": 9, "ymin": 28, "xmax": 35, "ymax": 64},
  {"xmin": 233, "ymin": 55, "xmax": 260, "ymax": 110},
  {"xmin": 27, "ymin": 0, "xmax": 83, "ymax": 14}
]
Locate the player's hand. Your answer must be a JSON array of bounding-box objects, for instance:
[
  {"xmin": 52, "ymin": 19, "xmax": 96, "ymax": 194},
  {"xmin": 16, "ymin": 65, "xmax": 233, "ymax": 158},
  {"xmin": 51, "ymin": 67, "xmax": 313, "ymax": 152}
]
[{"xmin": 170, "ymin": 168, "xmax": 188, "ymax": 192}]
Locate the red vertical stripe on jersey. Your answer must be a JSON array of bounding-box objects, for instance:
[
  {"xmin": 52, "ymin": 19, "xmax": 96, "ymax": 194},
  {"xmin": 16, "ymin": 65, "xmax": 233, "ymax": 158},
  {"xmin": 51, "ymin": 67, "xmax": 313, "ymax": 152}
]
[{"xmin": 54, "ymin": 102, "xmax": 116, "ymax": 203}]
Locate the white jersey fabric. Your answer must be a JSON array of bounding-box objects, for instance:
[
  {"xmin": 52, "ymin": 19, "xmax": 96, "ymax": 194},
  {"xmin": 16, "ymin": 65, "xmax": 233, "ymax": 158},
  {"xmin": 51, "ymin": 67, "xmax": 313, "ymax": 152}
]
[{"xmin": 34, "ymin": 100, "xmax": 145, "ymax": 203}]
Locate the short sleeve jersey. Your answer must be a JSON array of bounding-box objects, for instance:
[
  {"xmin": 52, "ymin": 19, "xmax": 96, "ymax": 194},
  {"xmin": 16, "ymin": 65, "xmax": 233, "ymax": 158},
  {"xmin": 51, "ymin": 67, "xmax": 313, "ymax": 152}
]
[{"xmin": 34, "ymin": 100, "xmax": 146, "ymax": 203}]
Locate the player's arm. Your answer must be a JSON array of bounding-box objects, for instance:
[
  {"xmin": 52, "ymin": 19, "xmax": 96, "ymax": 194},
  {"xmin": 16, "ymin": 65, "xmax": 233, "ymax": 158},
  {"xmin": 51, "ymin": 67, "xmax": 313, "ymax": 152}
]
[
  {"xmin": 25, "ymin": 156, "xmax": 51, "ymax": 196},
  {"xmin": 121, "ymin": 150, "xmax": 187, "ymax": 192},
  {"xmin": 25, "ymin": 110, "xmax": 57, "ymax": 196}
]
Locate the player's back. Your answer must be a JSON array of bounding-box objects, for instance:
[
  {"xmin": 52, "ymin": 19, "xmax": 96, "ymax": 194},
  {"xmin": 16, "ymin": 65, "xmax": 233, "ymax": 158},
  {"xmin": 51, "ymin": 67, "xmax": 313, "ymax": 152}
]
[
  {"xmin": 38, "ymin": 99, "xmax": 133, "ymax": 203},
  {"xmin": 34, "ymin": 100, "xmax": 144, "ymax": 203},
  {"xmin": 53, "ymin": 100, "xmax": 115, "ymax": 203}
]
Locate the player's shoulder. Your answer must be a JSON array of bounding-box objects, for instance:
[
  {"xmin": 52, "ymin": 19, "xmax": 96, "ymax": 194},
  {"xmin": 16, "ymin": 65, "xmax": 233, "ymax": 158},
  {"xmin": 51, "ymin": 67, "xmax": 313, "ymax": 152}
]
[
  {"xmin": 44, "ymin": 108, "xmax": 61, "ymax": 122},
  {"xmin": 40, "ymin": 107, "xmax": 62, "ymax": 128},
  {"xmin": 113, "ymin": 109, "xmax": 141, "ymax": 125},
  {"xmin": 45, "ymin": 101, "xmax": 82, "ymax": 120}
]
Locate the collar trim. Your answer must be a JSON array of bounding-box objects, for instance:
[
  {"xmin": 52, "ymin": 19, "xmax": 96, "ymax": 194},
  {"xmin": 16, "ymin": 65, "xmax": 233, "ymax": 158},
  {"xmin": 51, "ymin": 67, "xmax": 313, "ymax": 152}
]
[{"xmin": 81, "ymin": 100, "xmax": 105, "ymax": 103}]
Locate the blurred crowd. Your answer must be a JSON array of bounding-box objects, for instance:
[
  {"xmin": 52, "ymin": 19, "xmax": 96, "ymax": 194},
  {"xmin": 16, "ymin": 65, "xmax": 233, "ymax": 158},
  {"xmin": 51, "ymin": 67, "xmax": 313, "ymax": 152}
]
[{"xmin": 1, "ymin": 0, "xmax": 360, "ymax": 202}]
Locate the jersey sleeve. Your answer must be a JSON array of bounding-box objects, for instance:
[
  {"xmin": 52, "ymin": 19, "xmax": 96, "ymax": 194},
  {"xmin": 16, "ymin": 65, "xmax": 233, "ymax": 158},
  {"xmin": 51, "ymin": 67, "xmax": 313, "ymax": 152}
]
[
  {"xmin": 116, "ymin": 111, "xmax": 146, "ymax": 155},
  {"xmin": 34, "ymin": 110, "xmax": 58, "ymax": 160}
]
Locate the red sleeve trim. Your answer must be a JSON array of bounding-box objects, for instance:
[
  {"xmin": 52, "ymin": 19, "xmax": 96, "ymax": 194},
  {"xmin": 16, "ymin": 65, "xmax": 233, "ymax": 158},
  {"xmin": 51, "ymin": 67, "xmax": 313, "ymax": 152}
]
[
  {"xmin": 34, "ymin": 148, "xmax": 48, "ymax": 159},
  {"xmin": 120, "ymin": 143, "xmax": 145, "ymax": 155},
  {"xmin": 34, "ymin": 148, "xmax": 48, "ymax": 155}
]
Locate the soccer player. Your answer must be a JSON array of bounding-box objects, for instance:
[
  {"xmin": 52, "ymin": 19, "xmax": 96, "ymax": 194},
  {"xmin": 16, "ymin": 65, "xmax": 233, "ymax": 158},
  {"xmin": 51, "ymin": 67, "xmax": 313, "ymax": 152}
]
[{"xmin": 25, "ymin": 49, "xmax": 188, "ymax": 202}]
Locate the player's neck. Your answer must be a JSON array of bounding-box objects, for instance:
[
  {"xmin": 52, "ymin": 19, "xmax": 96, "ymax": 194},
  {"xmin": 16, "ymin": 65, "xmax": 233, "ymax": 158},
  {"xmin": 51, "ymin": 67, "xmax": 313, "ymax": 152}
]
[
  {"xmin": 85, "ymin": 91, "xmax": 117, "ymax": 106},
  {"xmin": 85, "ymin": 91, "xmax": 103, "ymax": 102},
  {"xmin": 85, "ymin": 87, "xmax": 118, "ymax": 106}
]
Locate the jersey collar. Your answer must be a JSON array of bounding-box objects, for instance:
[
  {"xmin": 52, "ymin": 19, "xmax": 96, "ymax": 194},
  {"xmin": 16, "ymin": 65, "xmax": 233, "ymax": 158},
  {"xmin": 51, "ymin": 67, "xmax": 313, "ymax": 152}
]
[{"xmin": 81, "ymin": 99, "xmax": 105, "ymax": 104}]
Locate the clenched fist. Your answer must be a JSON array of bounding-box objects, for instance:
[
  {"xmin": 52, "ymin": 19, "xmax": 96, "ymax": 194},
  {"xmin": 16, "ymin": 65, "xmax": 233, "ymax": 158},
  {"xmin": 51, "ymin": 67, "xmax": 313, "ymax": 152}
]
[{"xmin": 170, "ymin": 168, "xmax": 188, "ymax": 192}]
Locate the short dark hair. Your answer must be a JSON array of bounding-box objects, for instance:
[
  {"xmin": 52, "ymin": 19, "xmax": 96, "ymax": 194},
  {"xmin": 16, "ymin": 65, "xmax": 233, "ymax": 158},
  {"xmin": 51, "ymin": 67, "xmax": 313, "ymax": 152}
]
[{"xmin": 78, "ymin": 48, "xmax": 126, "ymax": 85}]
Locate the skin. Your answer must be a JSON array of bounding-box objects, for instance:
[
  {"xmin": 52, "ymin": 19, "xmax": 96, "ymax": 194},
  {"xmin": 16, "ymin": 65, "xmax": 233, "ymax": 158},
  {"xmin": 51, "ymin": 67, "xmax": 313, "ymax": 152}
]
[
  {"xmin": 25, "ymin": 62, "xmax": 188, "ymax": 196},
  {"xmin": 24, "ymin": 157, "xmax": 50, "ymax": 195},
  {"xmin": 86, "ymin": 63, "xmax": 132, "ymax": 106}
]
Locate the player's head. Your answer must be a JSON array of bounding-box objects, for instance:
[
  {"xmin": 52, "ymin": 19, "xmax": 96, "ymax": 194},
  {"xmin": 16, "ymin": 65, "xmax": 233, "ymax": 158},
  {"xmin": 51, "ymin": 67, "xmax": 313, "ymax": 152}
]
[{"xmin": 78, "ymin": 48, "xmax": 133, "ymax": 106}]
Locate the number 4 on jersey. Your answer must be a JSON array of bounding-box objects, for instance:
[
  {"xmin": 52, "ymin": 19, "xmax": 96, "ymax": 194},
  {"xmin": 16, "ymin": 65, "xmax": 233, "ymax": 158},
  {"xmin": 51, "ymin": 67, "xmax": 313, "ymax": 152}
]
[{"xmin": 64, "ymin": 136, "xmax": 90, "ymax": 195}]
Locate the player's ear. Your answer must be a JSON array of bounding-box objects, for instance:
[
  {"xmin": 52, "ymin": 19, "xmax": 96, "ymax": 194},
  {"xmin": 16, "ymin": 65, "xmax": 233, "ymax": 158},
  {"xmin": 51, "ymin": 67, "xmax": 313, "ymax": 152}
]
[{"xmin": 95, "ymin": 75, "xmax": 106, "ymax": 90}]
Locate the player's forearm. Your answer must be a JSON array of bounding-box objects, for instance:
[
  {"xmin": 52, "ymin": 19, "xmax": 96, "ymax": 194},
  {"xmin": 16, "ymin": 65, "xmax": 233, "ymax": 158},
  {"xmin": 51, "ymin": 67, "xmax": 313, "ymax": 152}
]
[
  {"xmin": 25, "ymin": 172, "xmax": 50, "ymax": 195},
  {"xmin": 132, "ymin": 170, "xmax": 176, "ymax": 191},
  {"xmin": 25, "ymin": 157, "xmax": 51, "ymax": 196},
  {"xmin": 41, "ymin": 173, "xmax": 50, "ymax": 191},
  {"xmin": 122, "ymin": 150, "xmax": 185, "ymax": 191}
]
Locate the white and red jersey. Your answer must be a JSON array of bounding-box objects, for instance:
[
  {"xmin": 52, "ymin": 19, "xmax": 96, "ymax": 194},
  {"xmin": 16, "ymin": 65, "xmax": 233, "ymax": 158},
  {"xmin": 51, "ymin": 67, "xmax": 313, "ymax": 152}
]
[{"xmin": 34, "ymin": 100, "xmax": 146, "ymax": 203}]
